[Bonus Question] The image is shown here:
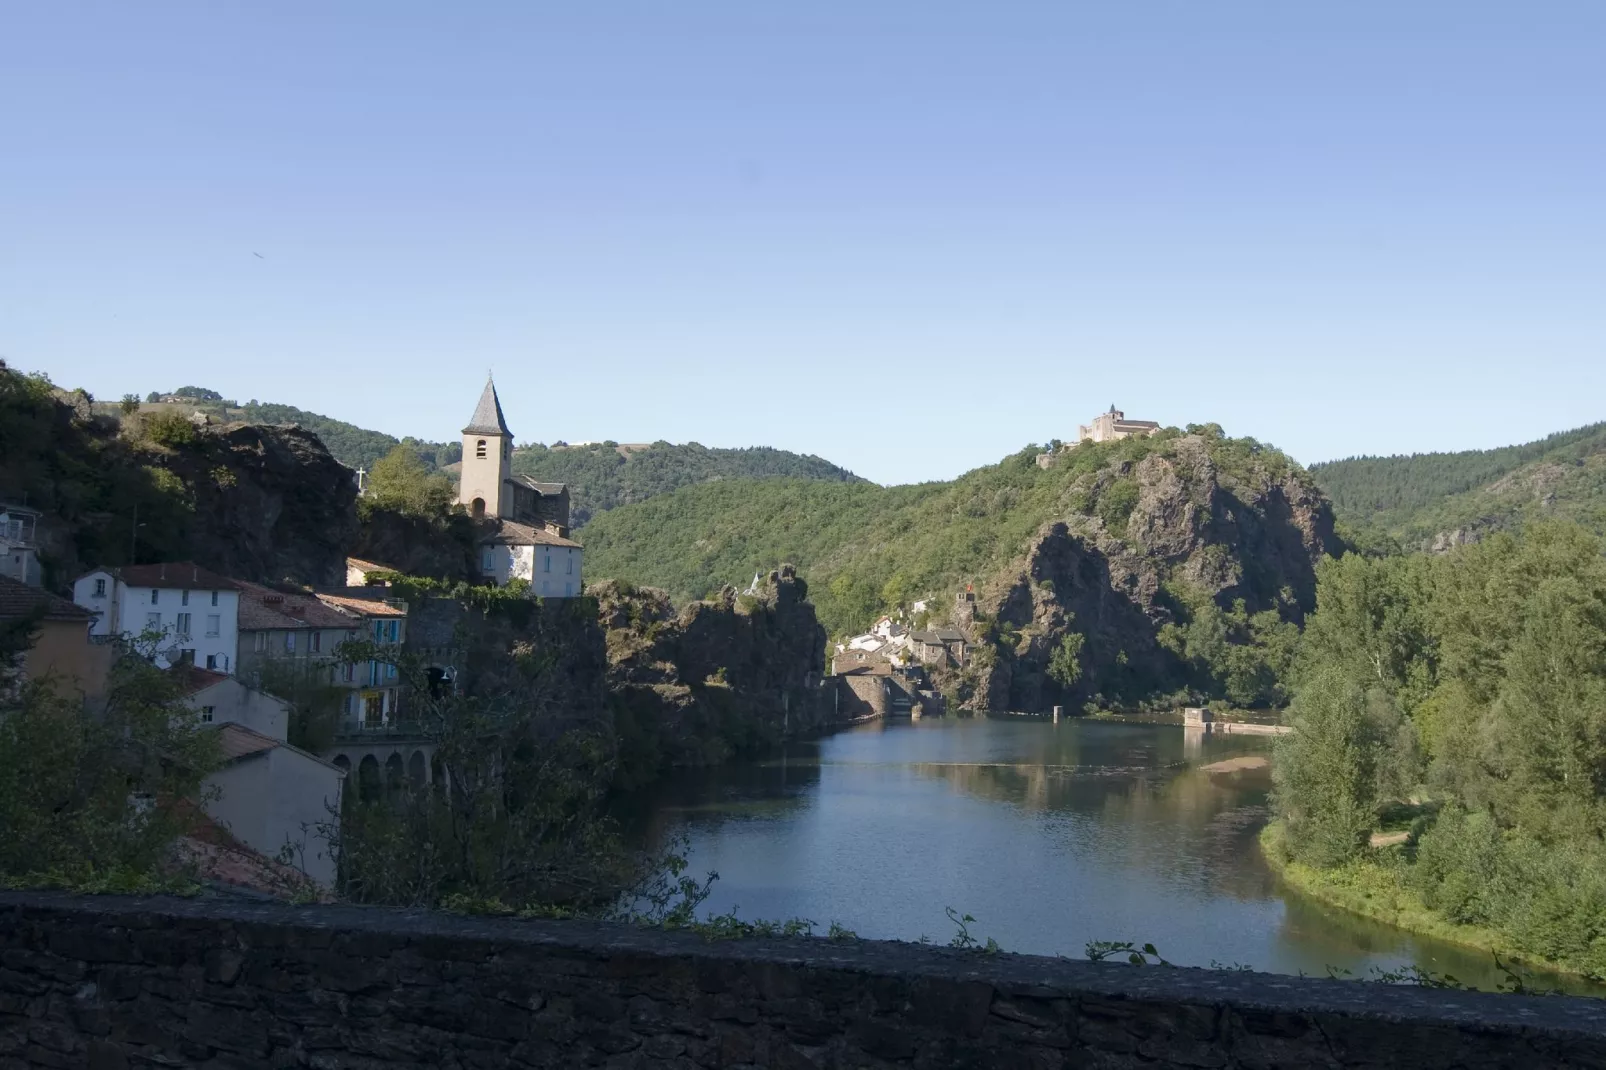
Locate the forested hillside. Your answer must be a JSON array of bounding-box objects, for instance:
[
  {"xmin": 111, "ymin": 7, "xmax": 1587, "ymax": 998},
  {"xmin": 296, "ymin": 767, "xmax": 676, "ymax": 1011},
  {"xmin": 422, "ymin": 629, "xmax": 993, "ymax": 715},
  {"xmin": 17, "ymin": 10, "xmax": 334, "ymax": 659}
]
[
  {"xmin": 510, "ymin": 440, "xmax": 865, "ymax": 526},
  {"xmin": 584, "ymin": 427, "xmax": 1341, "ymax": 711},
  {"xmin": 135, "ymin": 390, "xmax": 860, "ymax": 523},
  {"xmin": 1311, "ymin": 421, "xmax": 1606, "ymax": 548}
]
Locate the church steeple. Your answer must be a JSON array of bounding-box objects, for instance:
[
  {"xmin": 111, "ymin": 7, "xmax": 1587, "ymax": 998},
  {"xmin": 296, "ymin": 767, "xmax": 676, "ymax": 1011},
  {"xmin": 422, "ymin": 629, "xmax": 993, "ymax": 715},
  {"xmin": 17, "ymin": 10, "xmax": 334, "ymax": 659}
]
[
  {"xmin": 463, "ymin": 375, "xmax": 512, "ymax": 437},
  {"xmin": 459, "ymin": 375, "xmax": 514, "ymax": 519}
]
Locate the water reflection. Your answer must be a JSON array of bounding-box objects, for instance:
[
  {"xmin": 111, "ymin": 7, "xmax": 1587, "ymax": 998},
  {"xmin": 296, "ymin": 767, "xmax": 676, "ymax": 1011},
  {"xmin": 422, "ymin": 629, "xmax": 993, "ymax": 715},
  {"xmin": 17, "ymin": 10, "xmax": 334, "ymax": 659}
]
[{"xmin": 618, "ymin": 716, "xmax": 1601, "ymax": 995}]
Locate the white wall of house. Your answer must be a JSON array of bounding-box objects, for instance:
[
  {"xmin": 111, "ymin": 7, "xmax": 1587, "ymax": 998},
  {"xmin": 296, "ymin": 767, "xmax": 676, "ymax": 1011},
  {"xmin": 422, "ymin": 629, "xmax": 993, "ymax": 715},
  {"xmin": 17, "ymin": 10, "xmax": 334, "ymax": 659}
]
[
  {"xmin": 480, "ymin": 543, "xmax": 583, "ymax": 596},
  {"xmin": 534, "ymin": 545, "xmax": 583, "ymax": 598},
  {"xmin": 188, "ymin": 677, "xmax": 291, "ymax": 741},
  {"xmin": 203, "ymin": 746, "xmax": 344, "ymax": 888},
  {"xmin": 73, "ymin": 572, "xmax": 240, "ymax": 672}
]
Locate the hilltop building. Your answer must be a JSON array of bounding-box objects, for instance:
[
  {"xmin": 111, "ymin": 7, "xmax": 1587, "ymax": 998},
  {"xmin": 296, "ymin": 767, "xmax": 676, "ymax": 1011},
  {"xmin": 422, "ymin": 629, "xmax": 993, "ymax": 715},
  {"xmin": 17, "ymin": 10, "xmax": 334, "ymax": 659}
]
[
  {"xmin": 1078, "ymin": 406, "xmax": 1161, "ymax": 444},
  {"xmin": 457, "ymin": 377, "xmax": 584, "ymax": 597}
]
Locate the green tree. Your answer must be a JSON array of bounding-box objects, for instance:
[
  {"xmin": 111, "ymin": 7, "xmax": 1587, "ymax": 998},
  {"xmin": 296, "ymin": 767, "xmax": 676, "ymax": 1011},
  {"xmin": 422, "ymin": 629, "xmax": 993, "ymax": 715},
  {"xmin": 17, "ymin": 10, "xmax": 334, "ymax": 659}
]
[
  {"xmin": 1047, "ymin": 630, "xmax": 1085, "ymax": 689},
  {"xmin": 365, "ymin": 444, "xmax": 455, "ymax": 518},
  {"xmin": 1272, "ymin": 665, "xmax": 1382, "ymax": 868},
  {"xmin": 0, "ymin": 651, "xmax": 218, "ymax": 886}
]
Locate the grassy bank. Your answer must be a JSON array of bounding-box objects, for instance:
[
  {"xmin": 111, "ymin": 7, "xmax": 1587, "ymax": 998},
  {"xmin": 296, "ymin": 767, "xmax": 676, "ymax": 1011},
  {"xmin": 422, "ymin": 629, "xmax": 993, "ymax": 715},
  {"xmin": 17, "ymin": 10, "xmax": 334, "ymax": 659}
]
[{"xmin": 1258, "ymin": 823, "xmax": 1601, "ymax": 983}]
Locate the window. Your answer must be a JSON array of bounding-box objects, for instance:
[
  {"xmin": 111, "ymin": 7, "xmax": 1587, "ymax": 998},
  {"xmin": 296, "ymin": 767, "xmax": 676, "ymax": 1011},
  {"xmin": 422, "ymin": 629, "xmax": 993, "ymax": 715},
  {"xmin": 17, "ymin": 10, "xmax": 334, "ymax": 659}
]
[
  {"xmin": 93, "ymin": 578, "xmax": 106, "ymax": 597},
  {"xmin": 200, "ymin": 706, "xmax": 215, "ymax": 724},
  {"xmin": 364, "ymin": 693, "xmax": 384, "ymax": 728},
  {"xmin": 150, "ymin": 589, "xmax": 159, "ymax": 605},
  {"xmin": 146, "ymin": 612, "xmax": 161, "ymax": 631},
  {"xmin": 181, "ymin": 590, "xmax": 189, "ymax": 606},
  {"xmin": 566, "ymin": 583, "xmax": 574, "ymax": 596},
  {"xmin": 310, "ymin": 631, "xmax": 321, "ymax": 653},
  {"xmin": 205, "ymin": 614, "xmax": 220, "ymax": 637},
  {"xmin": 372, "ymin": 620, "xmax": 383, "ymax": 641},
  {"xmin": 343, "ymin": 662, "xmax": 355, "ymax": 683},
  {"xmin": 175, "ymin": 613, "xmax": 192, "ymax": 637},
  {"xmin": 205, "ymin": 654, "xmax": 217, "ymax": 670},
  {"xmin": 543, "ymin": 555, "xmax": 551, "ymax": 573},
  {"xmin": 475, "ymin": 439, "xmax": 487, "ymax": 458},
  {"xmin": 387, "ymin": 620, "xmax": 399, "ymax": 643},
  {"xmin": 387, "ymin": 663, "xmax": 397, "ymax": 680},
  {"xmin": 481, "ymin": 548, "xmax": 494, "ymax": 571},
  {"xmin": 253, "ymin": 631, "xmax": 267, "ymax": 652},
  {"xmin": 566, "ymin": 555, "xmax": 574, "ymax": 575},
  {"xmin": 285, "ymin": 631, "xmax": 296, "ymax": 653},
  {"xmin": 211, "ymin": 590, "xmax": 218, "ymax": 607}
]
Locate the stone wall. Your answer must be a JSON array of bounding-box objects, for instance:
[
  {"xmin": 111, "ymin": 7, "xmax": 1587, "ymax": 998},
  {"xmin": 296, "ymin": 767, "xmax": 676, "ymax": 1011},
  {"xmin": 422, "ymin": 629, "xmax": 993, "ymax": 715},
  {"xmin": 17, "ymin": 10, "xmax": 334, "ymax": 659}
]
[
  {"xmin": 837, "ymin": 674, "xmax": 889, "ymax": 719},
  {"xmin": 3, "ymin": 892, "xmax": 1605, "ymax": 1069}
]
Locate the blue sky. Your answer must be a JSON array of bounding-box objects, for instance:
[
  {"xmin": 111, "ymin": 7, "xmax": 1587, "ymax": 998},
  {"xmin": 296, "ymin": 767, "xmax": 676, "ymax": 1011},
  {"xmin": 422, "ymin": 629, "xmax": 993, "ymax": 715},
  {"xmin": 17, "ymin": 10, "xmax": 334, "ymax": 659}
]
[{"xmin": 3, "ymin": 2, "xmax": 1603, "ymax": 485}]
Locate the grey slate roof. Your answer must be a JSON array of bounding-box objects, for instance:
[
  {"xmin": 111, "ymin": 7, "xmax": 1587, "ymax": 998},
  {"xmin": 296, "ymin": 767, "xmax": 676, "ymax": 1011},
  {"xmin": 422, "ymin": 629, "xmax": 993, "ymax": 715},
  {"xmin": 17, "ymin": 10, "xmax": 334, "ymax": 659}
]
[
  {"xmin": 463, "ymin": 377, "xmax": 512, "ymax": 437},
  {"xmin": 511, "ymin": 476, "xmax": 568, "ymax": 496}
]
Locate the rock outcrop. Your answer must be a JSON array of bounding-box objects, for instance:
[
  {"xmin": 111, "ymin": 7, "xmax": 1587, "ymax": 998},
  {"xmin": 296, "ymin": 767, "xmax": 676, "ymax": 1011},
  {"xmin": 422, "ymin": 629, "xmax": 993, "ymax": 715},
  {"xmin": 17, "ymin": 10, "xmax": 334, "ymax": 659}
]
[
  {"xmin": 0, "ymin": 365, "xmax": 359, "ymax": 588},
  {"xmin": 955, "ymin": 434, "xmax": 1340, "ymax": 712},
  {"xmin": 160, "ymin": 422, "xmax": 360, "ymax": 586},
  {"xmin": 594, "ymin": 567, "xmax": 830, "ymax": 784}
]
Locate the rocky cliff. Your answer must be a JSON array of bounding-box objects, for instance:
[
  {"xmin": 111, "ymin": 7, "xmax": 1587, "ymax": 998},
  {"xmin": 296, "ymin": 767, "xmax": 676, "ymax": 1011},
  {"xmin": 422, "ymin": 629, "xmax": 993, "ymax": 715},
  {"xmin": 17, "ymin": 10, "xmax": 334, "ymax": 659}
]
[
  {"xmin": 593, "ymin": 567, "xmax": 830, "ymax": 785},
  {"xmin": 159, "ymin": 422, "xmax": 361, "ymax": 586},
  {"xmin": 0, "ymin": 366, "xmax": 359, "ymax": 588},
  {"xmin": 956, "ymin": 434, "xmax": 1339, "ymax": 712}
]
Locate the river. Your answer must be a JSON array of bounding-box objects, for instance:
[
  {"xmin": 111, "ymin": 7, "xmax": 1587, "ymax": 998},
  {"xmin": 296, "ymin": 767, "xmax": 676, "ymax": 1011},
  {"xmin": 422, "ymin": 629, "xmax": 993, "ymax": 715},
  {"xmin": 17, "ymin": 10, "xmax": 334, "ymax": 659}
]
[{"xmin": 621, "ymin": 715, "xmax": 1601, "ymax": 994}]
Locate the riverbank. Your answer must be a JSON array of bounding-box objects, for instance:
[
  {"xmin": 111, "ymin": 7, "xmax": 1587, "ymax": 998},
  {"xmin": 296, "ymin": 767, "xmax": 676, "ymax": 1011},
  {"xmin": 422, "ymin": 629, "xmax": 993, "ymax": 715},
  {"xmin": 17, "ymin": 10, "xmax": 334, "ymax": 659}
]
[{"xmin": 1258, "ymin": 823, "xmax": 1603, "ymax": 988}]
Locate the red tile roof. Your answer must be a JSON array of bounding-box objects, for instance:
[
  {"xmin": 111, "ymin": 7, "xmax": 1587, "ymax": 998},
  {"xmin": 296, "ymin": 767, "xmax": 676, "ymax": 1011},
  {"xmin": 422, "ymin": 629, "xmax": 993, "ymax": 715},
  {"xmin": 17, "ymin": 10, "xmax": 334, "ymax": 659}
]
[
  {"xmin": 235, "ymin": 580, "xmax": 360, "ymax": 630},
  {"xmin": 214, "ymin": 722, "xmax": 281, "ymax": 763},
  {"xmin": 168, "ymin": 663, "xmax": 232, "ymax": 696},
  {"xmin": 483, "ymin": 520, "xmax": 582, "ymax": 549},
  {"xmin": 315, "ymin": 592, "xmax": 407, "ymax": 618},
  {"xmin": 0, "ymin": 574, "xmax": 93, "ymax": 625},
  {"xmin": 83, "ymin": 562, "xmax": 242, "ymax": 591}
]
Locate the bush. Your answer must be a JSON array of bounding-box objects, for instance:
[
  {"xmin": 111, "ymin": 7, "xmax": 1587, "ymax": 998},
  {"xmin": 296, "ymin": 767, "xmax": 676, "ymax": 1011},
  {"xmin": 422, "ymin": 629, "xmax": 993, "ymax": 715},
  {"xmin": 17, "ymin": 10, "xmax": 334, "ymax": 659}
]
[{"xmin": 141, "ymin": 409, "xmax": 200, "ymax": 448}]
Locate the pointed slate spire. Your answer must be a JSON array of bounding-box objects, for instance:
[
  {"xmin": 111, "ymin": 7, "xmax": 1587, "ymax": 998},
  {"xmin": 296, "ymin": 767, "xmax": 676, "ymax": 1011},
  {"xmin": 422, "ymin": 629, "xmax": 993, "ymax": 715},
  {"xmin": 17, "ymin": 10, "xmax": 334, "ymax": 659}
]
[{"xmin": 463, "ymin": 375, "xmax": 512, "ymax": 436}]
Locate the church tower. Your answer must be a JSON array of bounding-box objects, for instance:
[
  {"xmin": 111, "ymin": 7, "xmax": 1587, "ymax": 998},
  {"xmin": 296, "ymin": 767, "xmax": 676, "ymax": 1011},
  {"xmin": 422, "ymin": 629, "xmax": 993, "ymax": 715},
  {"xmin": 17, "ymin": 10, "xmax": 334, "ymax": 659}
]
[{"xmin": 459, "ymin": 376, "xmax": 513, "ymax": 519}]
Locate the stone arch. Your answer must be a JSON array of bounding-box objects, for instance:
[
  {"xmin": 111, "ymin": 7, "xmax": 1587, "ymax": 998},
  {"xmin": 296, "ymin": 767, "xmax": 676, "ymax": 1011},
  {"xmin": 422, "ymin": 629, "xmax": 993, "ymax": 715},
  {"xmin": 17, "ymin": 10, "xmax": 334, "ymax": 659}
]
[
  {"xmin": 357, "ymin": 755, "xmax": 381, "ymax": 803},
  {"xmin": 408, "ymin": 750, "xmax": 426, "ymax": 788},
  {"xmin": 475, "ymin": 438, "xmax": 488, "ymax": 458},
  {"xmin": 471, "ymin": 497, "xmax": 486, "ymax": 519},
  {"xmin": 385, "ymin": 753, "xmax": 404, "ymax": 793}
]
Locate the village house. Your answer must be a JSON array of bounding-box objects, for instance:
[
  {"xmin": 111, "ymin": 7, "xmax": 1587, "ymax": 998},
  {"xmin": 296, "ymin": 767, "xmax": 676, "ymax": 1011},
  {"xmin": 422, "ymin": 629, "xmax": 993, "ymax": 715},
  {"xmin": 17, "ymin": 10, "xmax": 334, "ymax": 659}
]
[
  {"xmin": 72, "ymin": 562, "xmax": 242, "ymax": 673},
  {"xmin": 313, "ymin": 589, "xmax": 410, "ymax": 732},
  {"xmin": 1077, "ymin": 405, "xmax": 1162, "ymax": 444},
  {"xmin": 236, "ymin": 581, "xmax": 362, "ymax": 688},
  {"xmin": 457, "ymin": 378, "xmax": 584, "ymax": 596},
  {"xmin": 344, "ymin": 557, "xmax": 396, "ymax": 587},
  {"xmin": 201, "ymin": 722, "xmax": 345, "ymax": 888},
  {"xmin": 170, "ymin": 663, "xmax": 292, "ymax": 740},
  {"xmin": 0, "ymin": 505, "xmax": 43, "ymax": 587},
  {"xmin": 0, "ymin": 574, "xmax": 114, "ymax": 705},
  {"xmin": 909, "ymin": 627, "xmax": 969, "ymax": 668}
]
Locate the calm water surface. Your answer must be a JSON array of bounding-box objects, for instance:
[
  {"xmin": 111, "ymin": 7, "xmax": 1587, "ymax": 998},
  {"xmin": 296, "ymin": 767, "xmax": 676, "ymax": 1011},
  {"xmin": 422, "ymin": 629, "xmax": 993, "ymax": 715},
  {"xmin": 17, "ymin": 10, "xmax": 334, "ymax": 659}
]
[{"xmin": 621, "ymin": 716, "xmax": 1600, "ymax": 994}]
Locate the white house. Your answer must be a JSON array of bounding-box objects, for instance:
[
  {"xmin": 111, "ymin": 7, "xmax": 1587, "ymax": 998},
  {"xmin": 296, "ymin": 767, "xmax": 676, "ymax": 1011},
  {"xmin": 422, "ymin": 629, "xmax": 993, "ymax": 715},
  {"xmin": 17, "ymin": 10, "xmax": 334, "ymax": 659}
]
[
  {"xmin": 478, "ymin": 522, "xmax": 584, "ymax": 596},
  {"xmin": 0, "ymin": 505, "xmax": 43, "ymax": 587},
  {"xmin": 457, "ymin": 377, "xmax": 585, "ymax": 597},
  {"xmin": 202, "ymin": 723, "xmax": 344, "ymax": 888},
  {"xmin": 72, "ymin": 562, "xmax": 242, "ymax": 672},
  {"xmin": 171, "ymin": 664, "xmax": 292, "ymax": 741}
]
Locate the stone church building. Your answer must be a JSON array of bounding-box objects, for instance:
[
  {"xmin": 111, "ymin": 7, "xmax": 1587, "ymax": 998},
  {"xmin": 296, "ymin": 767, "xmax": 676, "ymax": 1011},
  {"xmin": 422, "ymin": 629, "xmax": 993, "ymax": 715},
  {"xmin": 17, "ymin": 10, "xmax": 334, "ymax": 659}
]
[{"xmin": 459, "ymin": 378, "xmax": 584, "ymax": 597}]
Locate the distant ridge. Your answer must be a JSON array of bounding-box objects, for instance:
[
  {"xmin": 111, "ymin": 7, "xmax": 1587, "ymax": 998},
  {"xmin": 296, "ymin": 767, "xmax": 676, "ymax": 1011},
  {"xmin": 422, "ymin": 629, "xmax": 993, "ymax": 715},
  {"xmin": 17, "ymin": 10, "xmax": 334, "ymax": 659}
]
[{"xmin": 1311, "ymin": 421, "xmax": 1606, "ymax": 547}]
